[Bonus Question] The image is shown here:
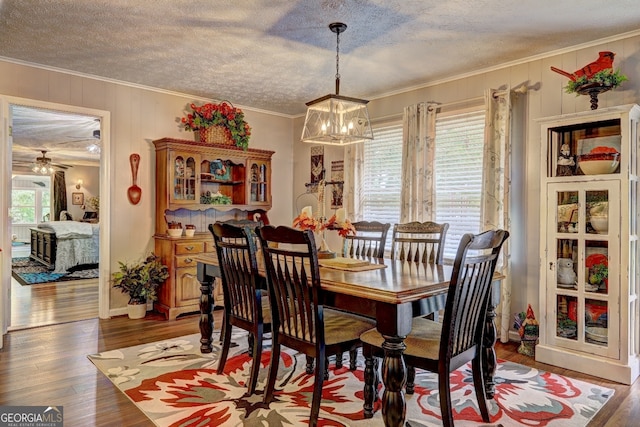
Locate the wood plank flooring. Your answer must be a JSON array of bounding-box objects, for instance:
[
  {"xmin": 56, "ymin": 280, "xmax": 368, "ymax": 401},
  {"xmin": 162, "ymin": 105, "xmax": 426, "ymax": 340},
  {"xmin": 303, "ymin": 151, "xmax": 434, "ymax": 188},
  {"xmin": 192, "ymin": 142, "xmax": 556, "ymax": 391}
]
[
  {"xmin": 1, "ymin": 309, "xmax": 637, "ymax": 427},
  {"xmin": 10, "ymin": 276, "xmax": 98, "ymax": 330}
]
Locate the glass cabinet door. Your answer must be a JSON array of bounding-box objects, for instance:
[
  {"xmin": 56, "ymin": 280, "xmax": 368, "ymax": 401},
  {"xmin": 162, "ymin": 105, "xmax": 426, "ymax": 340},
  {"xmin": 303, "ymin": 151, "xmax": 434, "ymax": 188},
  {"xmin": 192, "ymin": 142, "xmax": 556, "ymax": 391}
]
[
  {"xmin": 170, "ymin": 152, "xmax": 200, "ymax": 204},
  {"xmin": 546, "ymin": 181, "xmax": 620, "ymax": 359},
  {"xmin": 248, "ymin": 159, "xmax": 270, "ymax": 204}
]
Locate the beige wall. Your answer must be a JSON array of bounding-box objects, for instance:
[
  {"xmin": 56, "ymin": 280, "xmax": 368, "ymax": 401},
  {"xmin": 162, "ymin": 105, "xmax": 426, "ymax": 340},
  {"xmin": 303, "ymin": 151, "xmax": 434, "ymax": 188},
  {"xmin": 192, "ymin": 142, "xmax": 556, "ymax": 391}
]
[
  {"xmin": 2, "ymin": 31, "xmax": 639, "ymax": 319},
  {"xmin": 293, "ymin": 33, "xmax": 640, "ymax": 329},
  {"xmin": 0, "ymin": 60, "xmax": 294, "ymax": 311}
]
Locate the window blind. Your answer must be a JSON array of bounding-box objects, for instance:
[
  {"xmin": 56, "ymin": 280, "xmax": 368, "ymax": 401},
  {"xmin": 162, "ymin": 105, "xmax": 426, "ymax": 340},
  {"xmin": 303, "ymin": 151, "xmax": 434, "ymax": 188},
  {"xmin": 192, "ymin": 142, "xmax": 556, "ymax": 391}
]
[
  {"xmin": 361, "ymin": 124, "xmax": 403, "ymax": 223},
  {"xmin": 434, "ymin": 110, "xmax": 485, "ymax": 261}
]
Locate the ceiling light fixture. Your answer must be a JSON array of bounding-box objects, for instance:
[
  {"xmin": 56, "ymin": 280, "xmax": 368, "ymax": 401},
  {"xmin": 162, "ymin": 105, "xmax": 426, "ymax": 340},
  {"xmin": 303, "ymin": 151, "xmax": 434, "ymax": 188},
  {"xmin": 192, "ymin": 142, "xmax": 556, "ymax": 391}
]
[
  {"xmin": 87, "ymin": 129, "xmax": 101, "ymax": 154},
  {"xmin": 31, "ymin": 150, "xmax": 55, "ymax": 175},
  {"xmin": 301, "ymin": 22, "xmax": 373, "ymax": 145}
]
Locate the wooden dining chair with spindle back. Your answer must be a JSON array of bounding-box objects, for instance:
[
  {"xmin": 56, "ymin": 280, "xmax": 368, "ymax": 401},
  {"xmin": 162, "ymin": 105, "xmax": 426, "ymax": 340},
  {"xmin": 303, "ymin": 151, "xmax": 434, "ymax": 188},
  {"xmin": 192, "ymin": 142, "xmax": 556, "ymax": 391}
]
[
  {"xmin": 257, "ymin": 225, "xmax": 376, "ymax": 426},
  {"xmin": 360, "ymin": 229, "xmax": 510, "ymax": 426},
  {"xmin": 342, "ymin": 220, "xmax": 391, "ymax": 259},
  {"xmin": 390, "ymin": 220, "xmax": 450, "ymax": 391},
  {"xmin": 210, "ymin": 222, "xmax": 271, "ymax": 395}
]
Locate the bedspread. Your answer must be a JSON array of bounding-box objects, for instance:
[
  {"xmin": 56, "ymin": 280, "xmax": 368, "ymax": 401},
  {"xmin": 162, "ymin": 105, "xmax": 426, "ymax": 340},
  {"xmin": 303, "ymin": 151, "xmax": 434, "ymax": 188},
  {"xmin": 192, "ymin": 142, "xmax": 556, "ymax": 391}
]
[{"xmin": 38, "ymin": 222, "xmax": 99, "ymax": 272}]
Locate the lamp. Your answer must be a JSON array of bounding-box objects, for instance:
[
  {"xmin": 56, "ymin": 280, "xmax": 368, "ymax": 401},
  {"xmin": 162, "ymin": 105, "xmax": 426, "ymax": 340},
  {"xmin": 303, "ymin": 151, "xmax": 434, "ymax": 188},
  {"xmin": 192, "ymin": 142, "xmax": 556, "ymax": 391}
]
[
  {"xmin": 301, "ymin": 22, "xmax": 373, "ymax": 145},
  {"xmin": 31, "ymin": 150, "xmax": 55, "ymax": 175},
  {"xmin": 76, "ymin": 179, "xmax": 83, "ymax": 189}
]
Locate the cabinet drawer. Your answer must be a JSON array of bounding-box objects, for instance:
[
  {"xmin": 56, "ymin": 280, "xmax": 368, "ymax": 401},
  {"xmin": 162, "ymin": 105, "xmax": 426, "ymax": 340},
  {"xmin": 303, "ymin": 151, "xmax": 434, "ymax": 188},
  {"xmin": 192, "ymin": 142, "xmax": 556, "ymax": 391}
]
[
  {"xmin": 204, "ymin": 241, "xmax": 216, "ymax": 253},
  {"xmin": 175, "ymin": 254, "xmax": 198, "ymax": 268},
  {"xmin": 175, "ymin": 241, "xmax": 204, "ymax": 255}
]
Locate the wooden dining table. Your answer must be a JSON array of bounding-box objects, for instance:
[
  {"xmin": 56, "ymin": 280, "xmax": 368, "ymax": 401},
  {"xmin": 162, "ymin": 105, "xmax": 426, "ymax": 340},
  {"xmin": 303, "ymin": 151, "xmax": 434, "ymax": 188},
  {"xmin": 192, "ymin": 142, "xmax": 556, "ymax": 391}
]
[{"xmin": 193, "ymin": 253, "xmax": 502, "ymax": 427}]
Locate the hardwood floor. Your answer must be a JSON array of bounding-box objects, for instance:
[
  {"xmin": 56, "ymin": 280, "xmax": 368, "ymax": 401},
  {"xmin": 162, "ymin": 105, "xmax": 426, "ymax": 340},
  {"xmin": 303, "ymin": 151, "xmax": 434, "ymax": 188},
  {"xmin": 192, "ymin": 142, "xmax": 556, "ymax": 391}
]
[
  {"xmin": 0, "ymin": 308, "xmax": 637, "ymax": 426},
  {"xmin": 10, "ymin": 276, "xmax": 99, "ymax": 330}
]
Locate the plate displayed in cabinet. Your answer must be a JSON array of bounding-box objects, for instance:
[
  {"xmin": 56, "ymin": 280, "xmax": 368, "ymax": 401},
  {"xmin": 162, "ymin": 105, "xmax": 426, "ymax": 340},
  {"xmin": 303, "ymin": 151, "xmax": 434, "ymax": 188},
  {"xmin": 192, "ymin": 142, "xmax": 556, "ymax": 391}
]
[{"xmin": 585, "ymin": 326, "xmax": 608, "ymax": 344}]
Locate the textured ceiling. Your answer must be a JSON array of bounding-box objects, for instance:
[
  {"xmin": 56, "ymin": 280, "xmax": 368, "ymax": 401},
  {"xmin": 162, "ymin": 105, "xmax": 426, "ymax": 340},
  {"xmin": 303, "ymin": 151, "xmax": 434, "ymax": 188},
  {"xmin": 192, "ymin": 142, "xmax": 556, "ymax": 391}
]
[
  {"xmin": 4, "ymin": 1, "xmax": 640, "ymax": 168},
  {"xmin": 2, "ymin": 0, "xmax": 640, "ymax": 117}
]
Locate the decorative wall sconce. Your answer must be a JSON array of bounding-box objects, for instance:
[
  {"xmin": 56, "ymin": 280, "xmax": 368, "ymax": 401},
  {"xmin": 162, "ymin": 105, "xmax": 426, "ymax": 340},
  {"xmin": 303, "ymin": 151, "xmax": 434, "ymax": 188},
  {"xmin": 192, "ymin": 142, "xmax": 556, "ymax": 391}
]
[{"xmin": 76, "ymin": 179, "xmax": 83, "ymax": 190}]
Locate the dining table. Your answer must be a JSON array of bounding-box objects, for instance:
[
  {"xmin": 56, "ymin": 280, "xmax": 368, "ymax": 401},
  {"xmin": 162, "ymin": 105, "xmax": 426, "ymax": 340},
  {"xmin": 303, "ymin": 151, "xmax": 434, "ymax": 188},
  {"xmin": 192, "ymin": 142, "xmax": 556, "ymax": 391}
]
[{"xmin": 193, "ymin": 253, "xmax": 502, "ymax": 427}]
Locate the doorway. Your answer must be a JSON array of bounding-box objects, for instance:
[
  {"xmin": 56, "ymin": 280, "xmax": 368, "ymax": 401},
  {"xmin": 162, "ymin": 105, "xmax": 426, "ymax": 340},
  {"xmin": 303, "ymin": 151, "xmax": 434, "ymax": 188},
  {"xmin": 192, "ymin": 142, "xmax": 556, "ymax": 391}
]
[{"xmin": 1, "ymin": 97, "xmax": 111, "ymax": 336}]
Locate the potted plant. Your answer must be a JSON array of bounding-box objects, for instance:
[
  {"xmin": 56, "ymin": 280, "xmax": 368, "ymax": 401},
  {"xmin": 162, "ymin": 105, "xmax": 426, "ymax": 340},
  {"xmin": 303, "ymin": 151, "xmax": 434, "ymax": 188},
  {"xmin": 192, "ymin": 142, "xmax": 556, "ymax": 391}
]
[
  {"xmin": 111, "ymin": 253, "xmax": 169, "ymax": 319},
  {"xmin": 181, "ymin": 101, "xmax": 251, "ymax": 150}
]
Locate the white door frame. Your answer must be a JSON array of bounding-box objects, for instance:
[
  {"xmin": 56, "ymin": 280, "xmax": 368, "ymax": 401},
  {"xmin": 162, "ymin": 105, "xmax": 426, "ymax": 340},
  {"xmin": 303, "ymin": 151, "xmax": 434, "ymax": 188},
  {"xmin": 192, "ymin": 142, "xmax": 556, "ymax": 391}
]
[{"xmin": 0, "ymin": 96, "xmax": 111, "ymax": 349}]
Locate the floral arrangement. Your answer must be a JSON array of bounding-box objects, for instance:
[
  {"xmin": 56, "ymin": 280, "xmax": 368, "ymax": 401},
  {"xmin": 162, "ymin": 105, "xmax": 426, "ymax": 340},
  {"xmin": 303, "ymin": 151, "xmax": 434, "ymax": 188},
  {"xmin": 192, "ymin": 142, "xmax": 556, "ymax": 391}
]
[
  {"xmin": 87, "ymin": 196, "xmax": 99, "ymax": 212},
  {"xmin": 565, "ymin": 69, "xmax": 628, "ymax": 94},
  {"xmin": 293, "ymin": 207, "xmax": 356, "ymax": 237},
  {"xmin": 181, "ymin": 101, "xmax": 251, "ymax": 150}
]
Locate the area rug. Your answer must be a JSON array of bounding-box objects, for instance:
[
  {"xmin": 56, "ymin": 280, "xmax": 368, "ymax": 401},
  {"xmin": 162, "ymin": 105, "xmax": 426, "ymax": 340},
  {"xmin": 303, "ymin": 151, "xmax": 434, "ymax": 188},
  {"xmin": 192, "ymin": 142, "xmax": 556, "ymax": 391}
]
[
  {"xmin": 11, "ymin": 257, "xmax": 99, "ymax": 285},
  {"xmin": 88, "ymin": 331, "xmax": 614, "ymax": 427}
]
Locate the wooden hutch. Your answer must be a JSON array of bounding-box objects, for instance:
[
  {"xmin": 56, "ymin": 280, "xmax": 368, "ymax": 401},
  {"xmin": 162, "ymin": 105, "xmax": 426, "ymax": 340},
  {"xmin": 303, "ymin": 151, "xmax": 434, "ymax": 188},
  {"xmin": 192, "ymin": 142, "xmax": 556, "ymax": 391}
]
[{"xmin": 153, "ymin": 137, "xmax": 273, "ymax": 320}]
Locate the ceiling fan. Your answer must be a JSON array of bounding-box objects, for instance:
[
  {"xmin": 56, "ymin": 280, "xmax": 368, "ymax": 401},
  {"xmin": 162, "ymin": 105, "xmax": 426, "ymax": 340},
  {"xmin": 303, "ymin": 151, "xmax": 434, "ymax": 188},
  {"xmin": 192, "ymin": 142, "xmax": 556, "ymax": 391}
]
[{"xmin": 13, "ymin": 150, "xmax": 72, "ymax": 174}]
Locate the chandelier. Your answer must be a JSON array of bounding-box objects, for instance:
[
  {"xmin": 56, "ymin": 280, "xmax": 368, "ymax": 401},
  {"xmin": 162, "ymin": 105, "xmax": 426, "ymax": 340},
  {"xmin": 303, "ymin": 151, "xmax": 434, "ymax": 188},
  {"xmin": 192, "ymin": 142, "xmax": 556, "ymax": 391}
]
[
  {"xmin": 32, "ymin": 150, "xmax": 55, "ymax": 175},
  {"xmin": 301, "ymin": 22, "xmax": 373, "ymax": 145}
]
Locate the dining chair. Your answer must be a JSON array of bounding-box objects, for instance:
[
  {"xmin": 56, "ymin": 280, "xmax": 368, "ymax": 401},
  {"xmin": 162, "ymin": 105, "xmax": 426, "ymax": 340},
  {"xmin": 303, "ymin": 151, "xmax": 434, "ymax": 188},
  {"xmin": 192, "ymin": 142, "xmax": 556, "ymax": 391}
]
[
  {"xmin": 360, "ymin": 229, "xmax": 509, "ymax": 426},
  {"xmin": 213, "ymin": 218, "xmax": 264, "ymax": 342},
  {"xmin": 257, "ymin": 225, "xmax": 376, "ymax": 427},
  {"xmin": 210, "ymin": 222, "xmax": 271, "ymax": 395},
  {"xmin": 342, "ymin": 220, "xmax": 391, "ymax": 259},
  {"xmin": 390, "ymin": 220, "xmax": 450, "ymax": 391},
  {"xmin": 390, "ymin": 221, "xmax": 449, "ymax": 264}
]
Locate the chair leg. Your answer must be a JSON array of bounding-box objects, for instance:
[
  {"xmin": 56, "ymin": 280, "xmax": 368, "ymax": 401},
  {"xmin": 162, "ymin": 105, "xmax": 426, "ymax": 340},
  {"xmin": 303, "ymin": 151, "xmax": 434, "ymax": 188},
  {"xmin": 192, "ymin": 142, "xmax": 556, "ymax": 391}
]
[
  {"xmin": 306, "ymin": 355, "xmax": 314, "ymax": 374},
  {"xmin": 349, "ymin": 349, "xmax": 357, "ymax": 370},
  {"xmin": 438, "ymin": 371, "xmax": 455, "ymax": 427},
  {"xmin": 335, "ymin": 351, "xmax": 343, "ymax": 369},
  {"xmin": 246, "ymin": 329, "xmax": 262, "ymax": 395},
  {"xmin": 247, "ymin": 333, "xmax": 254, "ymax": 354},
  {"xmin": 263, "ymin": 335, "xmax": 281, "ymax": 404},
  {"xmin": 217, "ymin": 321, "xmax": 232, "ymax": 374},
  {"xmin": 406, "ymin": 365, "xmax": 416, "ymax": 394},
  {"xmin": 472, "ymin": 356, "xmax": 490, "ymax": 422},
  {"xmin": 309, "ymin": 350, "xmax": 325, "ymax": 427},
  {"xmin": 219, "ymin": 311, "xmax": 226, "ymax": 342},
  {"xmin": 324, "ymin": 357, "xmax": 330, "ymax": 380},
  {"xmin": 363, "ymin": 345, "xmax": 376, "ymax": 419},
  {"xmin": 373, "ymin": 356, "xmax": 380, "ymax": 402}
]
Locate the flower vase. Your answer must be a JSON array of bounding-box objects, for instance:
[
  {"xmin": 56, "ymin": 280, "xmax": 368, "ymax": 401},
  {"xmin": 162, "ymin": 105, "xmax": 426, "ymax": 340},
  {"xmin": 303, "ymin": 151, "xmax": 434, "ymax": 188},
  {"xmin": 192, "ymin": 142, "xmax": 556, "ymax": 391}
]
[
  {"xmin": 127, "ymin": 301, "xmax": 147, "ymax": 319},
  {"xmin": 316, "ymin": 231, "xmax": 336, "ymax": 259}
]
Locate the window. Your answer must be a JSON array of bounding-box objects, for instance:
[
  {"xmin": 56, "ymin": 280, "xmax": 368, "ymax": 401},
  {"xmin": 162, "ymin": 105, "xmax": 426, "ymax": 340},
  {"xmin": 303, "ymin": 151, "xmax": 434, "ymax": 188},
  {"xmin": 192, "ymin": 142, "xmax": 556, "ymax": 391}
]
[
  {"xmin": 360, "ymin": 110, "xmax": 485, "ymax": 261},
  {"xmin": 361, "ymin": 124, "xmax": 403, "ymax": 223},
  {"xmin": 360, "ymin": 124, "xmax": 403, "ymax": 251},
  {"xmin": 434, "ymin": 110, "xmax": 485, "ymax": 260},
  {"xmin": 11, "ymin": 184, "xmax": 50, "ymax": 224}
]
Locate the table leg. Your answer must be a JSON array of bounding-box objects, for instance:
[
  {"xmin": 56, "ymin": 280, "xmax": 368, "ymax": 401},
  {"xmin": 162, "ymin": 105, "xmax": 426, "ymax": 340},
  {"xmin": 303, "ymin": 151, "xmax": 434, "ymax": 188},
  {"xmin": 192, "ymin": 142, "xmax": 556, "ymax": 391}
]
[
  {"xmin": 381, "ymin": 335, "xmax": 407, "ymax": 427},
  {"xmin": 198, "ymin": 269, "xmax": 214, "ymax": 354}
]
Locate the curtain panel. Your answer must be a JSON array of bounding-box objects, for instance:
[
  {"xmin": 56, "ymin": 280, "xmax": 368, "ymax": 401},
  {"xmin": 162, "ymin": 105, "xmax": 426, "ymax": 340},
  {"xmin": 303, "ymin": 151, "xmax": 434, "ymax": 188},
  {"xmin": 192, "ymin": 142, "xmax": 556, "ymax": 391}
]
[
  {"xmin": 53, "ymin": 171, "xmax": 67, "ymax": 221},
  {"xmin": 400, "ymin": 102, "xmax": 438, "ymax": 223},
  {"xmin": 343, "ymin": 143, "xmax": 365, "ymax": 222},
  {"xmin": 482, "ymin": 88, "xmax": 512, "ymax": 343}
]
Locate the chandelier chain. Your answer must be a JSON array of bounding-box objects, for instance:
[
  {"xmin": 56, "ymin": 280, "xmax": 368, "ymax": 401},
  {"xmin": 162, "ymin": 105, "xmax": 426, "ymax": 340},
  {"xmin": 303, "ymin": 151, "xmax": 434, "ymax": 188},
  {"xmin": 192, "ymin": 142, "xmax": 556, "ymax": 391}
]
[{"xmin": 335, "ymin": 29, "xmax": 340, "ymax": 83}]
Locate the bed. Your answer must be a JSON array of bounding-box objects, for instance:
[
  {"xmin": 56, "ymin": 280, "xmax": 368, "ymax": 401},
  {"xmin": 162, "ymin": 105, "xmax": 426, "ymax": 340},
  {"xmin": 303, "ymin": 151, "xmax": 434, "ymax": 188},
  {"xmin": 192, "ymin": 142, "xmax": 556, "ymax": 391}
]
[{"xmin": 30, "ymin": 221, "xmax": 99, "ymax": 273}]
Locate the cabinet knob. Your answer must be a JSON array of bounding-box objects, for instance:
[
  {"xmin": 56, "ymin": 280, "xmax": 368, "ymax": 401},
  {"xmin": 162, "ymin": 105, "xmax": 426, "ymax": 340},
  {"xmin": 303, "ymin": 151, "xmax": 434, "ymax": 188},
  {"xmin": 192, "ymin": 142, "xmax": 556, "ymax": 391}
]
[
  {"xmin": 186, "ymin": 246, "xmax": 194, "ymax": 251},
  {"xmin": 185, "ymin": 258, "xmax": 193, "ymax": 264}
]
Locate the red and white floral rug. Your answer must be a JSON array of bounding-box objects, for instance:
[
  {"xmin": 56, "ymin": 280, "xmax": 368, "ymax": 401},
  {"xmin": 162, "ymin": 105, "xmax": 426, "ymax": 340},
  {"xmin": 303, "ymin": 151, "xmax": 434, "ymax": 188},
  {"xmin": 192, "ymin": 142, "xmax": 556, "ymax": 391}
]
[{"xmin": 88, "ymin": 331, "xmax": 613, "ymax": 426}]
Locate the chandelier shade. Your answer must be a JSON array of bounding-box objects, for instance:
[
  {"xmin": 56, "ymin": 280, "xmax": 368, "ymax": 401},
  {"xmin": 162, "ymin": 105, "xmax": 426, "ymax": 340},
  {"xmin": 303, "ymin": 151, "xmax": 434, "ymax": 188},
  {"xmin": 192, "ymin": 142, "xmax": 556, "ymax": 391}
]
[{"xmin": 301, "ymin": 22, "xmax": 373, "ymax": 146}]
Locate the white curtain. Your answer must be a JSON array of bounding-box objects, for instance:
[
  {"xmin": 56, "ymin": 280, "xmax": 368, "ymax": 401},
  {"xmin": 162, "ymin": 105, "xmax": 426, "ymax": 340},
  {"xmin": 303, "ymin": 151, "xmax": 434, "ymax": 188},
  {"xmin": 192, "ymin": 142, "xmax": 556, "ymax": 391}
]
[
  {"xmin": 482, "ymin": 88, "xmax": 512, "ymax": 343},
  {"xmin": 343, "ymin": 142, "xmax": 365, "ymax": 222},
  {"xmin": 400, "ymin": 102, "xmax": 438, "ymax": 222}
]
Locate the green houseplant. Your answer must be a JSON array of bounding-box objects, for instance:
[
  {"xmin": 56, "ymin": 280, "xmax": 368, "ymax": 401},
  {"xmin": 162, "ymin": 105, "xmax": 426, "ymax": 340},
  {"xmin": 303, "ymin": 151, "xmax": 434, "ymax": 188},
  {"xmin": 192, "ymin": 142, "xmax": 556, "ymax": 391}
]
[{"xmin": 111, "ymin": 253, "xmax": 169, "ymax": 319}]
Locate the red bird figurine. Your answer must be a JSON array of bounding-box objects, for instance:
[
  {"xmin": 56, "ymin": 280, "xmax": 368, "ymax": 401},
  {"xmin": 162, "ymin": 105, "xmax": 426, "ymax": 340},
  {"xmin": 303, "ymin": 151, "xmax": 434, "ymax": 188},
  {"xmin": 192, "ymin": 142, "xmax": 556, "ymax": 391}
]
[{"xmin": 550, "ymin": 51, "xmax": 615, "ymax": 81}]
